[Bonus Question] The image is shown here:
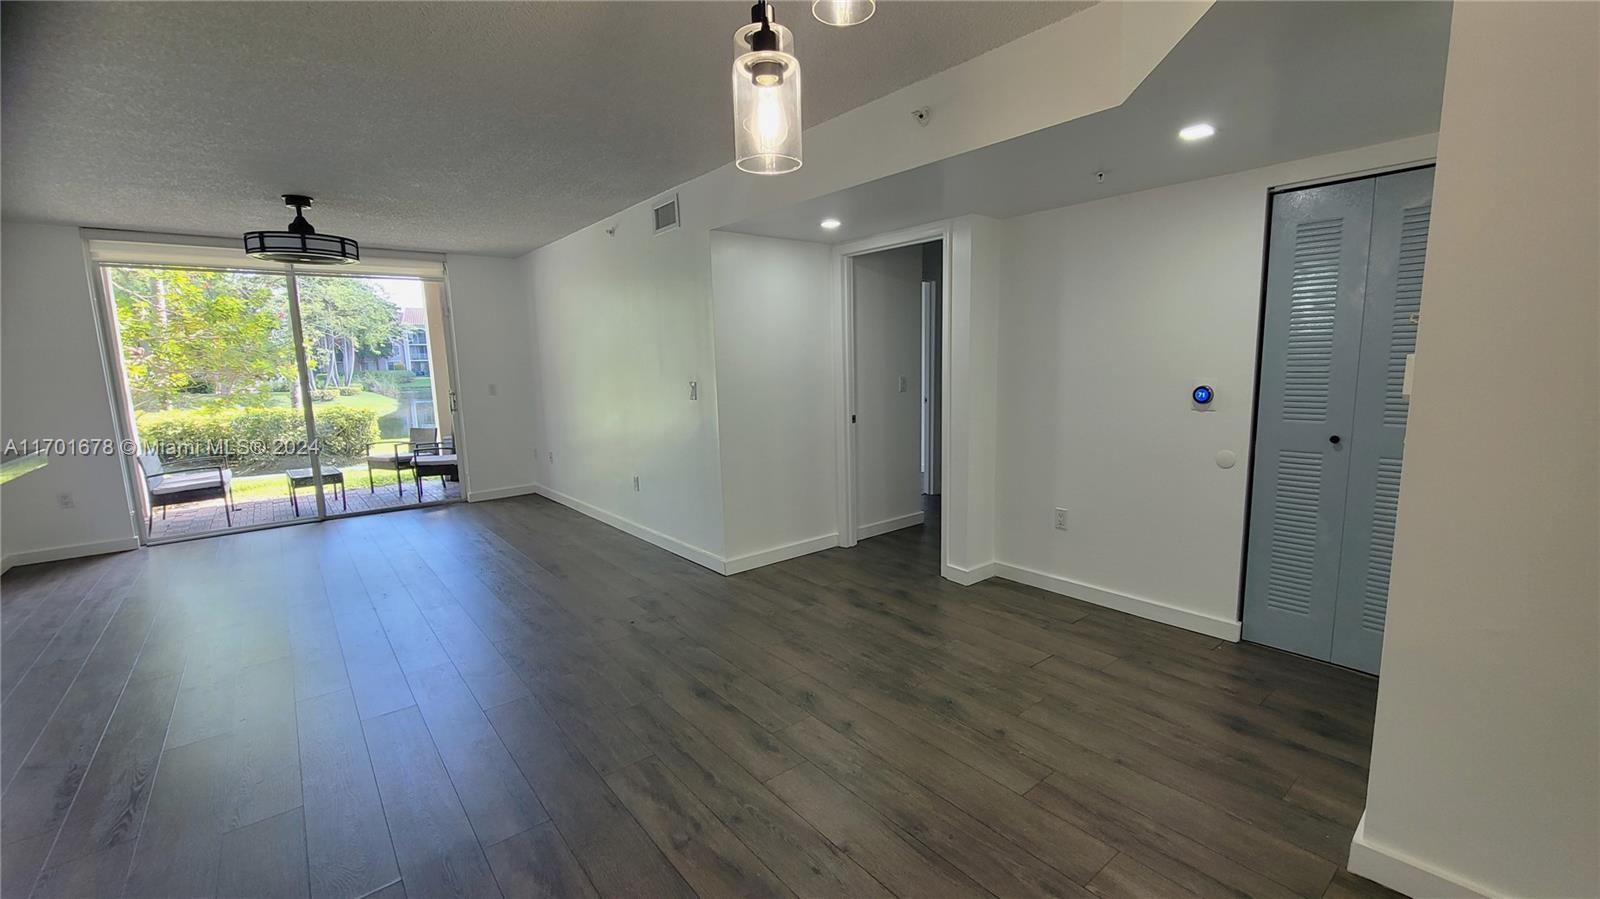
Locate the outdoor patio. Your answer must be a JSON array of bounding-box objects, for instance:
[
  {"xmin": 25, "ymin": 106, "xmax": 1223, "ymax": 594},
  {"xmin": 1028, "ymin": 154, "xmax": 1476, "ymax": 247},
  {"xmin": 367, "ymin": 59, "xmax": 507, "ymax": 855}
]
[{"xmin": 146, "ymin": 471, "xmax": 461, "ymax": 539}]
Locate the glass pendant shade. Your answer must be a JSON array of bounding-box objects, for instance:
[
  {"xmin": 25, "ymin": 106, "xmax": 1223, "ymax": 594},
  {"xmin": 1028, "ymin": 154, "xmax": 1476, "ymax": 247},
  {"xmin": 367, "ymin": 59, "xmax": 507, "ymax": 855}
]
[
  {"xmin": 812, "ymin": 0, "xmax": 874, "ymax": 26},
  {"xmin": 732, "ymin": 20, "xmax": 802, "ymax": 175}
]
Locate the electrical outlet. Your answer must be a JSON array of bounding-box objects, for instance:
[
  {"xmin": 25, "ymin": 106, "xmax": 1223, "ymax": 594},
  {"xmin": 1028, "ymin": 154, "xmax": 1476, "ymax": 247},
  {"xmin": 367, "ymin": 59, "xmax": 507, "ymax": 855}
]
[
  {"xmin": 689, "ymin": 380, "xmax": 699, "ymax": 401},
  {"xmin": 897, "ymin": 375, "xmax": 907, "ymax": 393},
  {"xmin": 57, "ymin": 492, "xmax": 75, "ymax": 510},
  {"xmin": 633, "ymin": 475, "xmax": 641, "ymax": 492},
  {"xmin": 548, "ymin": 451, "xmax": 554, "ymax": 464},
  {"xmin": 1054, "ymin": 508, "xmax": 1068, "ymax": 531},
  {"xmin": 488, "ymin": 383, "xmax": 499, "ymax": 397}
]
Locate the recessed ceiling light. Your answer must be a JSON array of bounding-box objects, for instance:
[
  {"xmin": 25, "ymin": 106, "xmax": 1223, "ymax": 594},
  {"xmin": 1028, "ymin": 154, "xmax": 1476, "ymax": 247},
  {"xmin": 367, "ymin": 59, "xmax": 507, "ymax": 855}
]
[
  {"xmin": 820, "ymin": 218, "xmax": 842, "ymax": 230},
  {"xmin": 1178, "ymin": 122, "xmax": 1216, "ymax": 142}
]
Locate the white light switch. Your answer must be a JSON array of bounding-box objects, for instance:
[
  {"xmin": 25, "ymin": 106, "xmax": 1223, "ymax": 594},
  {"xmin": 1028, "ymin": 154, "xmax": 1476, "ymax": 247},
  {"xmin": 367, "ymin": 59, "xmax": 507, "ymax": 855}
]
[{"xmin": 897, "ymin": 376, "xmax": 907, "ymax": 393}]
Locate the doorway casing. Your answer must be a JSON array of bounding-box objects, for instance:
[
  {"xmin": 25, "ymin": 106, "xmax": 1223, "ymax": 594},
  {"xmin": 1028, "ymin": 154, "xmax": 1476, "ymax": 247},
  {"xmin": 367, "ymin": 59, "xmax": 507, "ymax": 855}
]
[{"xmin": 832, "ymin": 221, "xmax": 956, "ymax": 575}]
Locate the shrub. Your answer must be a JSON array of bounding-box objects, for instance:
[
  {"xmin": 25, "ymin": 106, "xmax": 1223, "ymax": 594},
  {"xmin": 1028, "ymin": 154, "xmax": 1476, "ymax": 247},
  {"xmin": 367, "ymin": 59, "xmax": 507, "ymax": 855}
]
[
  {"xmin": 230, "ymin": 408, "xmax": 311, "ymax": 467},
  {"xmin": 314, "ymin": 405, "xmax": 378, "ymax": 458},
  {"xmin": 311, "ymin": 389, "xmax": 336, "ymax": 402},
  {"xmin": 338, "ymin": 385, "xmax": 361, "ymax": 396},
  {"xmin": 359, "ymin": 369, "xmax": 416, "ymax": 398},
  {"xmin": 136, "ymin": 403, "xmax": 378, "ymax": 472}
]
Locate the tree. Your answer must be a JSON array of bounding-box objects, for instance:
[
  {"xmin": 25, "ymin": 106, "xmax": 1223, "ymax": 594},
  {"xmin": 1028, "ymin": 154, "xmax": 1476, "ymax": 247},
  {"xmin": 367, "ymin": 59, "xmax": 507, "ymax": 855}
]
[
  {"xmin": 295, "ymin": 277, "xmax": 403, "ymax": 389},
  {"xmin": 111, "ymin": 268, "xmax": 297, "ymax": 411}
]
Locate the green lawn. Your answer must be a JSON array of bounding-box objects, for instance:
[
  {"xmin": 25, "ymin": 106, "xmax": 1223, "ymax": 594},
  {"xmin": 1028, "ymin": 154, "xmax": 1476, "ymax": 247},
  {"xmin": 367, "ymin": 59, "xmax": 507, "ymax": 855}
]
[
  {"xmin": 0, "ymin": 452, "xmax": 49, "ymax": 486},
  {"xmin": 280, "ymin": 390, "xmax": 399, "ymax": 417},
  {"xmin": 231, "ymin": 464, "xmax": 412, "ymax": 501}
]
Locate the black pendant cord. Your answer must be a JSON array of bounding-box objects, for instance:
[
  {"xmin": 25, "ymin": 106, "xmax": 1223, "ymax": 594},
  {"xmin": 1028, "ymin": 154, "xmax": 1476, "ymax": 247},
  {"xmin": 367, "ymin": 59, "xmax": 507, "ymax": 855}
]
[{"xmin": 748, "ymin": 1, "xmax": 778, "ymax": 51}]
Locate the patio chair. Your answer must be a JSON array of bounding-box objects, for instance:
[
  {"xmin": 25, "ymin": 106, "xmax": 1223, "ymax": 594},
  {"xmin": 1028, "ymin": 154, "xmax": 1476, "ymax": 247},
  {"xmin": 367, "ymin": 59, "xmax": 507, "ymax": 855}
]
[
  {"xmin": 137, "ymin": 453, "xmax": 236, "ymax": 531},
  {"xmin": 367, "ymin": 427, "xmax": 436, "ymax": 497},
  {"xmin": 411, "ymin": 436, "xmax": 458, "ymax": 501}
]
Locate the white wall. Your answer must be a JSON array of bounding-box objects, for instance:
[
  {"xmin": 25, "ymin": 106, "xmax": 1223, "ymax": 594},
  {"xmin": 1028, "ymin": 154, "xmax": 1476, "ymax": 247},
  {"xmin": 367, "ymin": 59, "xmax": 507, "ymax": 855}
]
[
  {"xmin": 1, "ymin": 223, "xmax": 140, "ymax": 569},
  {"xmin": 523, "ymin": 218, "xmax": 728, "ymax": 566},
  {"xmin": 852, "ymin": 245, "xmax": 926, "ymax": 536},
  {"xmin": 520, "ymin": 4, "xmax": 1207, "ymax": 572},
  {"xmin": 1351, "ymin": 4, "xmax": 1599, "ymax": 897},
  {"xmin": 443, "ymin": 253, "xmax": 542, "ymax": 501},
  {"xmin": 992, "ymin": 135, "xmax": 1438, "ymax": 638},
  {"xmin": 710, "ymin": 232, "xmax": 836, "ymax": 568},
  {"xmin": 943, "ymin": 215, "xmax": 1003, "ymax": 581}
]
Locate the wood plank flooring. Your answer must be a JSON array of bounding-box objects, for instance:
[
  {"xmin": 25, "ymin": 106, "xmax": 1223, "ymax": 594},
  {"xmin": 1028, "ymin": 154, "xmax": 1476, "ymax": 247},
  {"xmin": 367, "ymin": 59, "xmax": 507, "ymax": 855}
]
[{"xmin": 0, "ymin": 495, "xmax": 1405, "ymax": 898}]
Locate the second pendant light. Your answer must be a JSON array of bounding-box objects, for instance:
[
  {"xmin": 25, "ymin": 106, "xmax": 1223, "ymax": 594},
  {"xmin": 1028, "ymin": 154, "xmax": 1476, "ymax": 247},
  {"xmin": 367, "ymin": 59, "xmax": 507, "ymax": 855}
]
[{"xmin": 812, "ymin": 0, "xmax": 875, "ymax": 26}]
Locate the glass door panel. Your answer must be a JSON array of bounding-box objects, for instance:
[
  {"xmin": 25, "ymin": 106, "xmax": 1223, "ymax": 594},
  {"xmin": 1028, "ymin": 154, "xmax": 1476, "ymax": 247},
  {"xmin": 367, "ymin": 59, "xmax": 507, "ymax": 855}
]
[
  {"xmin": 293, "ymin": 273, "xmax": 461, "ymax": 516},
  {"xmin": 105, "ymin": 266, "xmax": 319, "ymax": 540}
]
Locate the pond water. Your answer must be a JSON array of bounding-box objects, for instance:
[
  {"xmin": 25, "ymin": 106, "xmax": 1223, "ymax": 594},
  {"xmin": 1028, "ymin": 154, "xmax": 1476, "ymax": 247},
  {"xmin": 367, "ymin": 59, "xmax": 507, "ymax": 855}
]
[{"xmin": 378, "ymin": 386, "xmax": 439, "ymax": 439}]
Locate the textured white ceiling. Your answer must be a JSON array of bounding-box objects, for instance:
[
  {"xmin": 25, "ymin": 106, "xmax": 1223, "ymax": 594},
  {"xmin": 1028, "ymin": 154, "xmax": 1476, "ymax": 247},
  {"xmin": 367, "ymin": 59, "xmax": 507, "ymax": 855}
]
[{"xmin": 1, "ymin": 1, "xmax": 1088, "ymax": 255}]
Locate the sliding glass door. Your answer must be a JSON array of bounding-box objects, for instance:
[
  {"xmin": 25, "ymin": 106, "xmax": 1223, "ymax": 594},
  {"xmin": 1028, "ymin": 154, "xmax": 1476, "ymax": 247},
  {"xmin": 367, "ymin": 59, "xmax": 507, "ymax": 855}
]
[
  {"xmin": 99, "ymin": 256, "xmax": 461, "ymax": 542},
  {"xmin": 295, "ymin": 273, "xmax": 461, "ymax": 517}
]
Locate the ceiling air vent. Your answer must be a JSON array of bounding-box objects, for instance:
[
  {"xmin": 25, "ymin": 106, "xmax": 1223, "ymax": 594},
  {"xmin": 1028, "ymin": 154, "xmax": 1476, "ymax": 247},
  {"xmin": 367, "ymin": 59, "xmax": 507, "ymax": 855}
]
[{"xmin": 652, "ymin": 196, "xmax": 680, "ymax": 234}]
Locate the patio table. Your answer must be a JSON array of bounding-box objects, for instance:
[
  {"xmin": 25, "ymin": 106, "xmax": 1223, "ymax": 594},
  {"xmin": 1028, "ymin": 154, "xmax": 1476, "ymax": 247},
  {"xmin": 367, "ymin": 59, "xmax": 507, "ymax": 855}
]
[{"xmin": 286, "ymin": 466, "xmax": 347, "ymax": 516}]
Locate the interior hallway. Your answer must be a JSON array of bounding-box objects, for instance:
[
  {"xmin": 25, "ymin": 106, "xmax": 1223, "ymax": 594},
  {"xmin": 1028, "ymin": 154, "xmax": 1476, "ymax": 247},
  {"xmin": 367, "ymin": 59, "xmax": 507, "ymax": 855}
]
[{"xmin": 0, "ymin": 495, "xmax": 1397, "ymax": 899}]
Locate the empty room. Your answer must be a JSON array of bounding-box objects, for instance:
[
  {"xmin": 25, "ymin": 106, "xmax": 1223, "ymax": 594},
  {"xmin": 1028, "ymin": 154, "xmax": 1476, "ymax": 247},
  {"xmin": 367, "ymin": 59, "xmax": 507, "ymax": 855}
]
[{"xmin": 1, "ymin": 2, "xmax": 1595, "ymax": 898}]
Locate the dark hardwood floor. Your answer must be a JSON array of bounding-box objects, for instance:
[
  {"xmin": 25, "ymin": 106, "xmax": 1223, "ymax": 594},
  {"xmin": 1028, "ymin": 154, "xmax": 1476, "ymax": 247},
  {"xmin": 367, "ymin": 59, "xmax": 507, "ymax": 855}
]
[{"xmin": 0, "ymin": 494, "xmax": 1404, "ymax": 898}]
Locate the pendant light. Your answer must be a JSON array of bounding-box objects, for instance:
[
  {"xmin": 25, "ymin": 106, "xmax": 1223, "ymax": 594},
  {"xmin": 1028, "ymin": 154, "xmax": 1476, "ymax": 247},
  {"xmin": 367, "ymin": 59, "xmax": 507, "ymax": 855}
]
[
  {"xmin": 812, "ymin": 0, "xmax": 874, "ymax": 26},
  {"xmin": 243, "ymin": 195, "xmax": 360, "ymax": 265},
  {"xmin": 732, "ymin": 1, "xmax": 802, "ymax": 175}
]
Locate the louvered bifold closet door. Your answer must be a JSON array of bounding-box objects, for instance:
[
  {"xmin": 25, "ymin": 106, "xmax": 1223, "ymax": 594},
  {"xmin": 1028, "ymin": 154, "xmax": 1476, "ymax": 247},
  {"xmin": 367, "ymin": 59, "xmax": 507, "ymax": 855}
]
[
  {"xmin": 1329, "ymin": 168, "xmax": 1434, "ymax": 673},
  {"xmin": 1242, "ymin": 179, "xmax": 1375, "ymax": 660}
]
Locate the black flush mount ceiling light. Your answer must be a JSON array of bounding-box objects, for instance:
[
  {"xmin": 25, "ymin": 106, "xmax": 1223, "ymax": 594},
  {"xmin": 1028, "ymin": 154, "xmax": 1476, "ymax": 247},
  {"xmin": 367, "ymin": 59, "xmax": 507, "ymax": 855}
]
[{"xmin": 243, "ymin": 194, "xmax": 359, "ymax": 265}]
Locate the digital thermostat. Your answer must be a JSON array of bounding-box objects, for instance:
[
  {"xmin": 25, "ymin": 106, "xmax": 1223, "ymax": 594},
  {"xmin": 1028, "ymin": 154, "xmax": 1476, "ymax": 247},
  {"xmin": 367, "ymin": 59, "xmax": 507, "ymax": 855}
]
[{"xmin": 1191, "ymin": 384, "xmax": 1216, "ymax": 411}]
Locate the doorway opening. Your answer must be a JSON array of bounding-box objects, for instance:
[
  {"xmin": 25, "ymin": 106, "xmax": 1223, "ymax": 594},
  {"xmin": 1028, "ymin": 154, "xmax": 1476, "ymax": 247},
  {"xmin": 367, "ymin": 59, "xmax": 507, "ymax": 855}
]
[
  {"xmin": 841, "ymin": 234, "xmax": 945, "ymax": 570},
  {"xmin": 95, "ymin": 252, "xmax": 464, "ymax": 543}
]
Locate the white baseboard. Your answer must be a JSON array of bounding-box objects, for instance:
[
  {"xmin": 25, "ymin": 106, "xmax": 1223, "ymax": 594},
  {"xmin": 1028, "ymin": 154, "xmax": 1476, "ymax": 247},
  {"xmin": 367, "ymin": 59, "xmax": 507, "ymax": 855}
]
[
  {"xmin": 1348, "ymin": 812, "xmax": 1497, "ymax": 898},
  {"xmin": 724, "ymin": 533, "xmax": 838, "ymax": 575},
  {"xmin": 467, "ymin": 482, "xmax": 540, "ymax": 502},
  {"xmin": 992, "ymin": 561, "xmax": 1242, "ymax": 642},
  {"xmin": 943, "ymin": 561, "xmax": 997, "ymax": 586},
  {"xmin": 532, "ymin": 485, "xmax": 725, "ymax": 574},
  {"xmin": 855, "ymin": 511, "xmax": 924, "ymax": 541},
  {"xmin": 1, "ymin": 535, "xmax": 142, "ymax": 572}
]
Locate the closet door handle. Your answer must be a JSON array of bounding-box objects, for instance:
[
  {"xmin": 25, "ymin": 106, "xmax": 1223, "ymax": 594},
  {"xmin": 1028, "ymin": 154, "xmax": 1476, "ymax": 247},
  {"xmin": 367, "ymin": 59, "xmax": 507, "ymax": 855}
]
[{"xmin": 1329, "ymin": 435, "xmax": 1342, "ymax": 445}]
